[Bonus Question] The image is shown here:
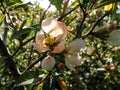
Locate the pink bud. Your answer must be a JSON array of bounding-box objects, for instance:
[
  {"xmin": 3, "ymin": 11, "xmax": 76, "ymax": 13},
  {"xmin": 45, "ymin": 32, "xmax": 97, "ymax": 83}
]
[
  {"xmin": 58, "ymin": 63, "xmax": 65, "ymax": 71},
  {"xmin": 41, "ymin": 55, "xmax": 55, "ymax": 71},
  {"xmin": 108, "ymin": 23, "xmax": 116, "ymax": 31}
]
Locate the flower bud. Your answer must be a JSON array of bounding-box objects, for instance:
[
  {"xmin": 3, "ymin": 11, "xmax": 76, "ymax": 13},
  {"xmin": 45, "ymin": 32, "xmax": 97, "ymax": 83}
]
[
  {"xmin": 41, "ymin": 55, "xmax": 55, "ymax": 71},
  {"xmin": 58, "ymin": 63, "xmax": 65, "ymax": 71}
]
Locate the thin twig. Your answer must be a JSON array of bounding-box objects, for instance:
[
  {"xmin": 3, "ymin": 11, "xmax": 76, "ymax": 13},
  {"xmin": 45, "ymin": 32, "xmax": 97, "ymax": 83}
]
[
  {"xmin": 39, "ymin": 4, "xmax": 51, "ymax": 24},
  {"xmin": 22, "ymin": 51, "xmax": 48, "ymax": 74},
  {"xmin": 57, "ymin": 4, "xmax": 79, "ymax": 21},
  {"xmin": 11, "ymin": 36, "xmax": 35, "ymax": 58},
  {"xmin": 1, "ymin": 2, "xmax": 16, "ymax": 31},
  {"xmin": 75, "ymin": 1, "xmax": 88, "ymax": 38},
  {"xmin": 82, "ymin": 13, "xmax": 108, "ymax": 39}
]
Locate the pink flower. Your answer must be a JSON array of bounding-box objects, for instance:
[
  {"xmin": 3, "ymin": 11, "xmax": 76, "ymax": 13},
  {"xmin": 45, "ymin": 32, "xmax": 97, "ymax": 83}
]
[{"xmin": 33, "ymin": 17, "xmax": 67, "ymax": 53}]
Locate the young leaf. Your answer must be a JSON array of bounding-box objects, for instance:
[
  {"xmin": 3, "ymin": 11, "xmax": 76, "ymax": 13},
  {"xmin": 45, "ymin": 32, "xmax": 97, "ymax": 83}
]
[{"xmin": 16, "ymin": 71, "xmax": 43, "ymax": 86}]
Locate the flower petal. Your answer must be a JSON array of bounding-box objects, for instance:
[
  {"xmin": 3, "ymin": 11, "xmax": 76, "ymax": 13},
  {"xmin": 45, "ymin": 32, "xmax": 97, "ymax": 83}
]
[
  {"xmin": 65, "ymin": 60, "xmax": 76, "ymax": 71},
  {"xmin": 65, "ymin": 53, "xmax": 83, "ymax": 71},
  {"xmin": 52, "ymin": 39, "xmax": 66, "ymax": 53},
  {"xmin": 42, "ymin": 17, "xmax": 58, "ymax": 33},
  {"xmin": 67, "ymin": 38, "xmax": 86, "ymax": 53},
  {"xmin": 65, "ymin": 53, "xmax": 82, "ymax": 66},
  {"xmin": 48, "ymin": 21, "xmax": 68, "ymax": 40},
  {"xmin": 56, "ymin": 22, "xmax": 68, "ymax": 39},
  {"xmin": 35, "ymin": 30, "xmax": 45, "ymax": 44},
  {"xmin": 33, "ymin": 30, "xmax": 50, "ymax": 52}
]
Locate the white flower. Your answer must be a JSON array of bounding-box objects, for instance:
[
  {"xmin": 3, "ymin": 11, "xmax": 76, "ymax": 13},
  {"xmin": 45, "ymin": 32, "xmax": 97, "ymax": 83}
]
[
  {"xmin": 33, "ymin": 17, "xmax": 67, "ymax": 53},
  {"xmin": 65, "ymin": 38, "xmax": 86, "ymax": 70},
  {"xmin": 107, "ymin": 30, "xmax": 120, "ymax": 46},
  {"xmin": 41, "ymin": 55, "xmax": 56, "ymax": 71}
]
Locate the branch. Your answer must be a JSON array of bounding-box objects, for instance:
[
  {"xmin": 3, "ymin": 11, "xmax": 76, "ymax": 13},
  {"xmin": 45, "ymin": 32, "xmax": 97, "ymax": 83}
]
[
  {"xmin": 0, "ymin": 38, "xmax": 20, "ymax": 80},
  {"xmin": 82, "ymin": 13, "xmax": 108, "ymax": 39},
  {"xmin": 22, "ymin": 51, "xmax": 48, "ymax": 74},
  {"xmin": 75, "ymin": 1, "xmax": 88, "ymax": 38},
  {"xmin": 57, "ymin": 4, "xmax": 79, "ymax": 21},
  {"xmin": 39, "ymin": 4, "xmax": 51, "ymax": 24},
  {"xmin": 1, "ymin": 2, "xmax": 16, "ymax": 31}
]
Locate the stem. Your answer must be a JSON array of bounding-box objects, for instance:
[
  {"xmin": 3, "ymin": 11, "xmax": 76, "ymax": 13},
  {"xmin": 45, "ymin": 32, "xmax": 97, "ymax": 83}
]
[
  {"xmin": 39, "ymin": 4, "xmax": 50, "ymax": 24},
  {"xmin": 12, "ymin": 36, "xmax": 35, "ymax": 58},
  {"xmin": 82, "ymin": 13, "xmax": 108, "ymax": 39},
  {"xmin": 75, "ymin": 2, "xmax": 87, "ymax": 38},
  {"xmin": 75, "ymin": 13, "xmax": 87, "ymax": 38},
  {"xmin": 62, "ymin": 0, "xmax": 70, "ymax": 14},
  {"xmin": 1, "ymin": 2, "xmax": 16, "ymax": 31},
  {"xmin": 22, "ymin": 51, "xmax": 48, "ymax": 74}
]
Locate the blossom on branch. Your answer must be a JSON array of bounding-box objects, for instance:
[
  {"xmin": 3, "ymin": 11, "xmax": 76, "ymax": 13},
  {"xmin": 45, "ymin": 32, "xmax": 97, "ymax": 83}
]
[
  {"xmin": 64, "ymin": 38, "xmax": 86, "ymax": 70},
  {"xmin": 33, "ymin": 17, "xmax": 68, "ymax": 53}
]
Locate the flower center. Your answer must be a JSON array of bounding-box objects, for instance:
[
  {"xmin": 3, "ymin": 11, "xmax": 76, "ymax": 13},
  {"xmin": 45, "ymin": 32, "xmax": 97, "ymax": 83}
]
[
  {"xmin": 42, "ymin": 35, "xmax": 60, "ymax": 49},
  {"xmin": 44, "ymin": 36, "xmax": 55, "ymax": 46}
]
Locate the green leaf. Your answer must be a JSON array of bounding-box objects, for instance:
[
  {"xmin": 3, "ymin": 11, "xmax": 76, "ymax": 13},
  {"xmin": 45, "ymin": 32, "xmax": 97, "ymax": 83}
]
[
  {"xmin": 16, "ymin": 71, "xmax": 43, "ymax": 86},
  {"xmin": 49, "ymin": 0, "xmax": 62, "ymax": 13},
  {"xmin": 10, "ymin": 27, "xmax": 37, "ymax": 40},
  {"xmin": 8, "ymin": 2, "xmax": 32, "ymax": 10},
  {"xmin": 19, "ymin": 20, "xmax": 27, "ymax": 31},
  {"xmin": 107, "ymin": 30, "xmax": 120, "ymax": 46},
  {"xmin": 0, "ymin": 14, "xmax": 5, "ymax": 26},
  {"xmin": 95, "ymin": 0, "xmax": 119, "ymax": 9},
  {"xmin": 30, "ymin": 24, "xmax": 41, "ymax": 31}
]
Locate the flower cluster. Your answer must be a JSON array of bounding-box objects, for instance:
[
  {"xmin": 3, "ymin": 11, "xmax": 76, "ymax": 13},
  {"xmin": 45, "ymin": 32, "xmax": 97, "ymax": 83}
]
[{"xmin": 33, "ymin": 17, "xmax": 86, "ymax": 71}]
